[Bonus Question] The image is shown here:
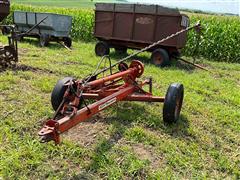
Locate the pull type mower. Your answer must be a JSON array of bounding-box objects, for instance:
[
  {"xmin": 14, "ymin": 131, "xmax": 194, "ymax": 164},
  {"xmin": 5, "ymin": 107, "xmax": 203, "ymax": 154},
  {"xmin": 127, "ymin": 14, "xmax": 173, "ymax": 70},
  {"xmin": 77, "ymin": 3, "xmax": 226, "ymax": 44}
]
[{"xmin": 38, "ymin": 60, "xmax": 184, "ymax": 144}]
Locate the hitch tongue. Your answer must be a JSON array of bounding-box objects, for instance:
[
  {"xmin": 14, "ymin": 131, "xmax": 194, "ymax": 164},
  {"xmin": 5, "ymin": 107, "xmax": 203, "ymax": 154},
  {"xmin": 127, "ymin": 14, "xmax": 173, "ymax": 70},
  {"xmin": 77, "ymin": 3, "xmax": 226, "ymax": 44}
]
[{"xmin": 38, "ymin": 120, "xmax": 60, "ymax": 144}]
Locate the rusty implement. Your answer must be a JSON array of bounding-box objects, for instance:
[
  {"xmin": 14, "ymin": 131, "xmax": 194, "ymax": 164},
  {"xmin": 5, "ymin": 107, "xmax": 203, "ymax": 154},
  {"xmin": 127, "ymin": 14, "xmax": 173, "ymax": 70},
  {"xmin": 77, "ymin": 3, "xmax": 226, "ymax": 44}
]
[
  {"xmin": 0, "ymin": 26, "xmax": 18, "ymax": 68},
  {"xmin": 0, "ymin": 1, "xmax": 18, "ymax": 69},
  {"xmin": 39, "ymin": 60, "xmax": 184, "ymax": 144}
]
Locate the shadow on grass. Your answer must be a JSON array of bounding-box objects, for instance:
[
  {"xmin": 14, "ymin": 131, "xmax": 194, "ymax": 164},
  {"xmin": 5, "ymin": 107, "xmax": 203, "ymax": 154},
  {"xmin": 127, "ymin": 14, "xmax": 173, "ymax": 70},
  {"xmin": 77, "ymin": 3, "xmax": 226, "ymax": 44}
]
[
  {"xmin": 173, "ymin": 59, "xmax": 196, "ymax": 72},
  {"xmin": 72, "ymin": 102, "xmax": 191, "ymax": 176},
  {"xmin": 0, "ymin": 64, "xmax": 60, "ymax": 75},
  {"xmin": 19, "ymin": 37, "xmax": 66, "ymax": 50},
  {"xmin": 108, "ymin": 50, "xmax": 151, "ymax": 65},
  {"xmin": 108, "ymin": 51, "xmax": 200, "ymax": 73},
  {"xmin": 162, "ymin": 114, "xmax": 193, "ymax": 139}
]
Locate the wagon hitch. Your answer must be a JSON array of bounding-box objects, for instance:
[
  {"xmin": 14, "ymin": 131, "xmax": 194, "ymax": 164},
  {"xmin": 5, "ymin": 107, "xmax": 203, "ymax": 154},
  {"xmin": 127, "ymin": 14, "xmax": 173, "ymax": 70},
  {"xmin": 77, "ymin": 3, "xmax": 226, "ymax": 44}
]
[{"xmin": 38, "ymin": 60, "xmax": 184, "ymax": 144}]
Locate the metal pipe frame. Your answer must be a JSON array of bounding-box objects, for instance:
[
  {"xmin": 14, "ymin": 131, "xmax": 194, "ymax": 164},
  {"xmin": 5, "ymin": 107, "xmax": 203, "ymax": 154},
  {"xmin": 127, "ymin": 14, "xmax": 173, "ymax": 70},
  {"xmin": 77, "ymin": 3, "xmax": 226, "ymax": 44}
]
[{"xmin": 38, "ymin": 60, "xmax": 165, "ymax": 144}]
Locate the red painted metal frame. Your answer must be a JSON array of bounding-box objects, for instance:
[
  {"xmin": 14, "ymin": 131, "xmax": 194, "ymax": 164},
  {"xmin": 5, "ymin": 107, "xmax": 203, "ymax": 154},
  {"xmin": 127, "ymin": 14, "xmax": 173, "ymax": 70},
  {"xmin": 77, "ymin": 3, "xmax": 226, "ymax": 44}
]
[{"xmin": 38, "ymin": 60, "xmax": 165, "ymax": 144}]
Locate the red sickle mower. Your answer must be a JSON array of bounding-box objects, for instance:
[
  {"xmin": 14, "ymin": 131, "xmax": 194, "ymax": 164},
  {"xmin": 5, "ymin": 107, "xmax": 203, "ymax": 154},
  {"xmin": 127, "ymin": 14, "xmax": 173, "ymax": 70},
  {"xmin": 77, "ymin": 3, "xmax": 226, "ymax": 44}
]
[
  {"xmin": 37, "ymin": 21, "xmax": 203, "ymax": 144},
  {"xmin": 38, "ymin": 60, "xmax": 184, "ymax": 144}
]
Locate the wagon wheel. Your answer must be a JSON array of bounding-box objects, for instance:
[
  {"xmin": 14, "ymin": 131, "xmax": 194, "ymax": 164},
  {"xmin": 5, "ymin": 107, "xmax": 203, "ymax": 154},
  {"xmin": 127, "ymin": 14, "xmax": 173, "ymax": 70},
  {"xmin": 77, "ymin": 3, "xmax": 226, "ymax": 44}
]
[
  {"xmin": 151, "ymin": 48, "xmax": 170, "ymax": 67},
  {"xmin": 39, "ymin": 34, "xmax": 50, "ymax": 47},
  {"xmin": 129, "ymin": 60, "xmax": 144, "ymax": 78},
  {"xmin": 95, "ymin": 41, "xmax": 110, "ymax": 56},
  {"xmin": 63, "ymin": 37, "xmax": 72, "ymax": 48},
  {"xmin": 114, "ymin": 47, "xmax": 127, "ymax": 54},
  {"xmin": 163, "ymin": 83, "xmax": 184, "ymax": 123},
  {"xmin": 118, "ymin": 62, "xmax": 128, "ymax": 72}
]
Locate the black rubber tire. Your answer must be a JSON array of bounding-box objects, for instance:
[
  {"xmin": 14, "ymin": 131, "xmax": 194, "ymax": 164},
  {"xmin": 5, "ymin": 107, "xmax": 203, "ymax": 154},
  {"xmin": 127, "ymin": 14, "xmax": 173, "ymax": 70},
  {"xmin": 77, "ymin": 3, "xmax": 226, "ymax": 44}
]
[
  {"xmin": 118, "ymin": 62, "xmax": 128, "ymax": 72},
  {"xmin": 114, "ymin": 47, "xmax": 127, "ymax": 54},
  {"xmin": 39, "ymin": 34, "xmax": 49, "ymax": 47},
  {"xmin": 151, "ymin": 48, "xmax": 170, "ymax": 67},
  {"xmin": 95, "ymin": 41, "xmax": 110, "ymax": 56},
  {"xmin": 63, "ymin": 37, "xmax": 72, "ymax": 48},
  {"xmin": 163, "ymin": 83, "xmax": 184, "ymax": 123},
  {"xmin": 1, "ymin": 26, "xmax": 11, "ymax": 35},
  {"xmin": 51, "ymin": 77, "xmax": 74, "ymax": 111}
]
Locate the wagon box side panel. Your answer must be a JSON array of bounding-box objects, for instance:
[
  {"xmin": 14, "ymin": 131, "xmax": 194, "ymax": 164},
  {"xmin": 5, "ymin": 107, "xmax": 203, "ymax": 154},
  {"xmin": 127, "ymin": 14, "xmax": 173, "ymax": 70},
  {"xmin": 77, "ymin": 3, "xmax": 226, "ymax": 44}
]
[
  {"xmin": 36, "ymin": 13, "xmax": 53, "ymax": 31},
  {"xmin": 94, "ymin": 11, "xmax": 114, "ymax": 38},
  {"xmin": 14, "ymin": 11, "xmax": 29, "ymax": 33},
  {"xmin": 133, "ymin": 14, "xmax": 155, "ymax": 42},
  {"xmin": 35, "ymin": 13, "xmax": 72, "ymax": 37},
  {"xmin": 51, "ymin": 14, "xmax": 72, "ymax": 37},
  {"xmin": 176, "ymin": 14, "xmax": 189, "ymax": 48},
  {"xmin": 94, "ymin": 3, "xmax": 189, "ymax": 51},
  {"xmin": 14, "ymin": 11, "xmax": 27, "ymax": 26},
  {"xmin": 154, "ymin": 16, "xmax": 180, "ymax": 48},
  {"xmin": 113, "ymin": 12, "xmax": 134, "ymax": 40},
  {"xmin": 54, "ymin": 15, "xmax": 72, "ymax": 32}
]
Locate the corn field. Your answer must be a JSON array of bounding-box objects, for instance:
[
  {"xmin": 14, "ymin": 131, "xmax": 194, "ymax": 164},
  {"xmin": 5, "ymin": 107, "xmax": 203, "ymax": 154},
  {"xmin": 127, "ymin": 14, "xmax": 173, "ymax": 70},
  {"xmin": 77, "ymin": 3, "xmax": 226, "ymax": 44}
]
[{"xmin": 3, "ymin": 4, "xmax": 240, "ymax": 63}]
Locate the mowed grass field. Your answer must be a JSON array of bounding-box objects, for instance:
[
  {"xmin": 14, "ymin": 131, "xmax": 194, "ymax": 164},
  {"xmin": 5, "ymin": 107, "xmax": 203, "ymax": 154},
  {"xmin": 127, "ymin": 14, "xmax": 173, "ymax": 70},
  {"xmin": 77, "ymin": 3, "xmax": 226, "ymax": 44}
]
[
  {"xmin": 0, "ymin": 36, "xmax": 240, "ymax": 179},
  {"xmin": 11, "ymin": 0, "xmax": 126, "ymax": 8}
]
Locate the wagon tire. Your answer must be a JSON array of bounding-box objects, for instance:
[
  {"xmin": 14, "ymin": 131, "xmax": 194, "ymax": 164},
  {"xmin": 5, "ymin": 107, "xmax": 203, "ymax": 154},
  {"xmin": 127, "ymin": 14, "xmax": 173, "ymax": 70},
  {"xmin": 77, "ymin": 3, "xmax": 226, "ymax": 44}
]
[
  {"xmin": 114, "ymin": 47, "xmax": 127, "ymax": 54},
  {"xmin": 63, "ymin": 37, "xmax": 72, "ymax": 48},
  {"xmin": 151, "ymin": 48, "xmax": 170, "ymax": 67},
  {"xmin": 95, "ymin": 41, "xmax": 110, "ymax": 56},
  {"xmin": 163, "ymin": 83, "xmax": 184, "ymax": 123},
  {"xmin": 1, "ymin": 26, "xmax": 11, "ymax": 35},
  {"xmin": 51, "ymin": 77, "xmax": 74, "ymax": 111},
  {"xmin": 39, "ymin": 34, "xmax": 49, "ymax": 47}
]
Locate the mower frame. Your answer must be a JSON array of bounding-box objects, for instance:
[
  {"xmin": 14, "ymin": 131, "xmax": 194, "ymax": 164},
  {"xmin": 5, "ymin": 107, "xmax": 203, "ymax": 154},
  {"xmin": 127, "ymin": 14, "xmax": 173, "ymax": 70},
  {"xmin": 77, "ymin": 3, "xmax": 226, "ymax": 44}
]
[{"xmin": 38, "ymin": 60, "xmax": 183, "ymax": 144}]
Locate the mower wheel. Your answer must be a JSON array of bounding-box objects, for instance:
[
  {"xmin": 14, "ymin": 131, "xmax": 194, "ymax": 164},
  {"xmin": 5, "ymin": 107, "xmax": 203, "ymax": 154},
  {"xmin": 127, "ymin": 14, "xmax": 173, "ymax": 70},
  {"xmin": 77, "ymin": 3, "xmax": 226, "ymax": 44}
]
[
  {"xmin": 51, "ymin": 77, "xmax": 74, "ymax": 111},
  {"xmin": 163, "ymin": 83, "xmax": 184, "ymax": 123},
  {"xmin": 95, "ymin": 41, "xmax": 110, "ymax": 56},
  {"xmin": 151, "ymin": 48, "xmax": 170, "ymax": 67}
]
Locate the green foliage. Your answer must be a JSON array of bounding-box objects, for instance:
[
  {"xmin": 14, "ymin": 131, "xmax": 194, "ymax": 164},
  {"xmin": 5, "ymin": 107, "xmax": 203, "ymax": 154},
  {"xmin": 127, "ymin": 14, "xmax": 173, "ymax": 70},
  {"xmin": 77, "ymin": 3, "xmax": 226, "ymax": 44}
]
[{"xmin": 183, "ymin": 13, "xmax": 240, "ymax": 63}]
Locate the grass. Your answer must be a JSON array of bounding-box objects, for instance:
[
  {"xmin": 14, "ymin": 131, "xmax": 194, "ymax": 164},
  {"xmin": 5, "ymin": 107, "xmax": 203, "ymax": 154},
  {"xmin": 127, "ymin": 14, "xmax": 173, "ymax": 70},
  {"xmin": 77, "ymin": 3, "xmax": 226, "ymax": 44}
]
[
  {"xmin": 0, "ymin": 36, "xmax": 240, "ymax": 179},
  {"xmin": 11, "ymin": 0, "xmax": 127, "ymax": 8}
]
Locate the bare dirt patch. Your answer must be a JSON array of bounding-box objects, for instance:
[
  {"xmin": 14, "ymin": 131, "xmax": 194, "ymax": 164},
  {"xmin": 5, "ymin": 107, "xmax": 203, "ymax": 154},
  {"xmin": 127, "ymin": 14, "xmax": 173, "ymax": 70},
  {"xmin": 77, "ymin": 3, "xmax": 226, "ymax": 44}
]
[
  {"xmin": 132, "ymin": 144, "xmax": 165, "ymax": 170},
  {"xmin": 18, "ymin": 48, "xmax": 28, "ymax": 56},
  {"xmin": 63, "ymin": 115, "xmax": 111, "ymax": 147}
]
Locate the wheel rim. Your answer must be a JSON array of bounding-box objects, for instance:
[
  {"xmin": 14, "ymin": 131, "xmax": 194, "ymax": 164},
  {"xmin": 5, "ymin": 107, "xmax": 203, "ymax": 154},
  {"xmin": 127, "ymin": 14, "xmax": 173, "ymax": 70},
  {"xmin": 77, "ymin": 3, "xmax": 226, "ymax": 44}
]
[
  {"xmin": 153, "ymin": 53, "xmax": 163, "ymax": 65},
  {"xmin": 174, "ymin": 93, "xmax": 183, "ymax": 120},
  {"xmin": 174, "ymin": 97, "xmax": 180, "ymax": 119},
  {"xmin": 97, "ymin": 45, "xmax": 105, "ymax": 56}
]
